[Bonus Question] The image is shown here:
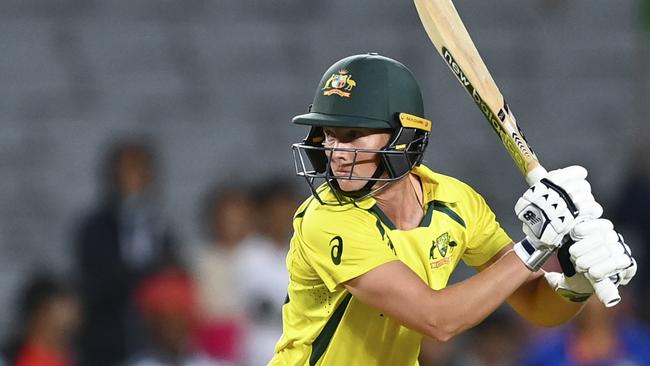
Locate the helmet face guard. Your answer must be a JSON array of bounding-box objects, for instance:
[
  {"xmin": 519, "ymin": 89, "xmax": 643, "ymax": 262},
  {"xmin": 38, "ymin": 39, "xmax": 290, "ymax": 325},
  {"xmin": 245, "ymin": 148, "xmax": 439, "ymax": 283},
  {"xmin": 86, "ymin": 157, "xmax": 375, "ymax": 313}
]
[{"xmin": 292, "ymin": 125, "xmax": 430, "ymax": 205}]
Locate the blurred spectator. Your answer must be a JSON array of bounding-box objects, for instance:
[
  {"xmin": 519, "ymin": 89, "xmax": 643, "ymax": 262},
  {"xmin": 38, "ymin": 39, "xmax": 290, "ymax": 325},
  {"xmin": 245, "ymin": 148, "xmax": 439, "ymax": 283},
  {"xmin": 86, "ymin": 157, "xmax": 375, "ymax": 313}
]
[
  {"xmin": 455, "ymin": 311, "xmax": 522, "ymax": 366},
  {"xmin": 418, "ymin": 336, "xmax": 457, "ymax": 366},
  {"xmin": 191, "ymin": 184, "xmax": 253, "ymax": 363},
  {"xmin": 521, "ymin": 296, "xmax": 650, "ymax": 366},
  {"xmin": 233, "ymin": 179, "xmax": 298, "ymax": 366},
  {"xmin": 3, "ymin": 273, "xmax": 80, "ymax": 366},
  {"xmin": 613, "ymin": 148, "xmax": 650, "ymax": 323},
  {"xmin": 127, "ymin": 268, "xmax": 230, "ymax": 366},
  {"xmin": 74, "ymin": 140, "xmax": 179, "ymax": 366},
  {"xmin": 419, "ymin": 310, "xmax": 524, "ymax": 366}
]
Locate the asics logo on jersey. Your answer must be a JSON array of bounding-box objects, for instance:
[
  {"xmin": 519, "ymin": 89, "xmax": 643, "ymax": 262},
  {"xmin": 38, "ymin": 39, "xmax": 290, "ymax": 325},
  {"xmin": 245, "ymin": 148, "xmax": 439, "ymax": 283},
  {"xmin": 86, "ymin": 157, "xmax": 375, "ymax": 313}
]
[{"xmin": 329, "ymin": 236, "xmax": 344, "ymax": 265}]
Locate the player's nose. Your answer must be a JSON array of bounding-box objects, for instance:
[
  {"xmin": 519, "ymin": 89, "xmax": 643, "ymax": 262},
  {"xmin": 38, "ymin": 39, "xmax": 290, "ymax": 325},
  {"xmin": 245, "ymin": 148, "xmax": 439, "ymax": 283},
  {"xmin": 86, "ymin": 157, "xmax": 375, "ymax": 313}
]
[{"xmin": 329, "ymin": 141, "xmax": 356, "ymax": 163}]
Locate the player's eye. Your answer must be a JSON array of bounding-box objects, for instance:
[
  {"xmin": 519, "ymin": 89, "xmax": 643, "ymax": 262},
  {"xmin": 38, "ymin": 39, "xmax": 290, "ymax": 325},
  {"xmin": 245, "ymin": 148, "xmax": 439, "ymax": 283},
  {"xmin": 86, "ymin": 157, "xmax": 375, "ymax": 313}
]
[
  {"xmin": 323, "ymin": 128, "xmax": 365, "ymax": 145},
  {"xmin": 323, "ymin": 129, "xmax": 335, "ymax": 145}
]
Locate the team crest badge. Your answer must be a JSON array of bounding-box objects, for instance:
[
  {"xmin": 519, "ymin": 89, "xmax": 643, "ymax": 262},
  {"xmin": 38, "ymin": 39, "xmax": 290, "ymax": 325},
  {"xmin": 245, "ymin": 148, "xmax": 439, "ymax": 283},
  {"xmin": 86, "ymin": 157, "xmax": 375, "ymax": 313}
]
[
  {"xmin": 322, "ymin": 69, "xmax": 357, "ymax": 98},
  {"xmin": 429, "ymin": 232, "xmax": 457, "ymax": 269}
]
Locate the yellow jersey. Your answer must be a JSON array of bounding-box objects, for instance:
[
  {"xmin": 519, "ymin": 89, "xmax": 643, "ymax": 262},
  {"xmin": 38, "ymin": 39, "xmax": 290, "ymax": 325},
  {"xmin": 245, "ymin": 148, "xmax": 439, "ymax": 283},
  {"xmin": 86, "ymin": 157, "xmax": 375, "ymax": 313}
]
[{"xmin": 269, "ymin": 165, "xmax": 511, "ymax": 366}]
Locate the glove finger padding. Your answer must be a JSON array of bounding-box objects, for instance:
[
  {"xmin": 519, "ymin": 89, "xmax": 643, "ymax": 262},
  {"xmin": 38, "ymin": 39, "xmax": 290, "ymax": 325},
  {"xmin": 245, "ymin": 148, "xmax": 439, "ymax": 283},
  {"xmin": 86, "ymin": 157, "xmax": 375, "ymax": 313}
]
[
  {"xmin": 583, "ymin": 241, "xmax": 634, "ymax": 280},
  {"xmin": 569, "ymin": 235, "xmax": 608, "ymax": 257},
  {"xmin": 558, "ymin": 218, "xmax": 613, "ymax": 276},
  {"xmin": 588, "ymin": 260, "xmax": 628, "ymax": 281},
  {"xmin": 573, "ymin": 199, "xmax": 603, "ymax": 219},
  {"xmin": 571, "ymin": 219, "xmax": 614, "ymax": 239},
  {"xmin": 574, "ymin": 247, "xmax": 611, "ymax": 273},
  {"xmin": 619, "ymin": 257, "xmax": 637, "ymax": 286},
  {"xmin": 562, "ymin": 226, "xmax": 637, "ymax": 286},
  {"xmin": 555, "ymin": 180, "xmax": 592, "ymax": 201}
]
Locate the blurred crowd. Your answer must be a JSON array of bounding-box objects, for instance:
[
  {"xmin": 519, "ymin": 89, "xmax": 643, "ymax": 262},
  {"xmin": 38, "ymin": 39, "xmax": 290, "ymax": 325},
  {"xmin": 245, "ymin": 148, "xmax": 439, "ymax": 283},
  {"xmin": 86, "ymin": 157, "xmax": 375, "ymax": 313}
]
[
  {"xmin": 1, "ymin": 139, "xmax": 649, "ymax": 366},
  {"xmin": 1, "ymin": 140, "xmax": 296, "ymax": 366}
]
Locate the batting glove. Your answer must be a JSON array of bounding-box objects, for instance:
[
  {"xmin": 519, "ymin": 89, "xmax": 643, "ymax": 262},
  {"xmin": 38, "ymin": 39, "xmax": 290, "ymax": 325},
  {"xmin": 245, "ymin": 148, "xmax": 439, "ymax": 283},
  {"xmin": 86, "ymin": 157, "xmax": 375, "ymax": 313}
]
[
  {"xmin": 544, "ymin": 271, "xmax": 594, "ymax": 303},
  {"xmin": 546, "ymin": 218, "xmax": 636, "ymax": 302},
  {"xmin": 513, "ymin": 166, "xmax": 602, "ymax": 270}
]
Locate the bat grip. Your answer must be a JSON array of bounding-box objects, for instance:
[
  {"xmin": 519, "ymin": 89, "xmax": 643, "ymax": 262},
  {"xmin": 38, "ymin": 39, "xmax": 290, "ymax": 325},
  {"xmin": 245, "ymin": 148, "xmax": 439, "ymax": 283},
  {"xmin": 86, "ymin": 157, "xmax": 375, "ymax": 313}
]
[
  {"xmin": 524, "ymin": 166, "xmax": 548, "ymax": 186},
  {"xmin": 524, "ymin": 166, "xmax": 621, "ymax": 307}
]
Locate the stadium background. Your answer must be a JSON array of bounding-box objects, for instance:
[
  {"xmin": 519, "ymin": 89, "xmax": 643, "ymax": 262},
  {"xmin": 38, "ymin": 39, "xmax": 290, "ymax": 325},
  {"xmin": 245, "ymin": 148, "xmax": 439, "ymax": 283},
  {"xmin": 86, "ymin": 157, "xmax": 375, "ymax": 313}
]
[{"xmin": 1, "ymin": 0, "xmax": 649, "ymax": 365}]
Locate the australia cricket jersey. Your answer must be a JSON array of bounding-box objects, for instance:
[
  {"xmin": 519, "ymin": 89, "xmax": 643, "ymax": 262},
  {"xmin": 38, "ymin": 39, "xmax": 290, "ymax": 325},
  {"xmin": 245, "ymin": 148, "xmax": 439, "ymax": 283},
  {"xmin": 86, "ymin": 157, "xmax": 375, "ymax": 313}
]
[{"xmin": 269, "ymin": 165, "xmax": 512, "ymax": 366}]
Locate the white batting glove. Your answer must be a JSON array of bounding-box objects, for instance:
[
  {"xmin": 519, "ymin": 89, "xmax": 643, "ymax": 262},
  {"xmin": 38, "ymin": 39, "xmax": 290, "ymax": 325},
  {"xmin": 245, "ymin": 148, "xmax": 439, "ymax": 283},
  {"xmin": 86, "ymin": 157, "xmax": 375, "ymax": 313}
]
[
  {"xmin": 513, "ymin": 166, "xmax": 602, "ymax": 270},
  {"xmin": 569, "ymin": 219, "xmax": 637, "ymax": 285},
  {"xmin": 544, "ymin": 271, "xmax": 593, "ymax": 303},
  {"xmin": 547, "ymin": 218, "xmax": 637, "ymax": 303}
]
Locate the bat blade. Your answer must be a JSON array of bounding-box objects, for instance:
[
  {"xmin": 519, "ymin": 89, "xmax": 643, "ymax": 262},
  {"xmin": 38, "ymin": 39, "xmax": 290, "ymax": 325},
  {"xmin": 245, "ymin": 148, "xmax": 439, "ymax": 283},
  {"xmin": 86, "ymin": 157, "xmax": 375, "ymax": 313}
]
[
  {"xmin": 413, "ymin": 0, "xmax": 543, "ymax": 183},
  {"xmin": 413, "ymin": 0, "xmax": 621, "ymax": 307}
]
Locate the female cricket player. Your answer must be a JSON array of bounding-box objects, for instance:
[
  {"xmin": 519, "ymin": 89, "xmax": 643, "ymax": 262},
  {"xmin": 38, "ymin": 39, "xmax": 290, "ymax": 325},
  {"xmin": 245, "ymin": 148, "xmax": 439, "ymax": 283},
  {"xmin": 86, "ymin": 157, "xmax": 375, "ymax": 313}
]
[{"xmin": 269, "ymin": 53, "xmax": 637, "ymax": 366}]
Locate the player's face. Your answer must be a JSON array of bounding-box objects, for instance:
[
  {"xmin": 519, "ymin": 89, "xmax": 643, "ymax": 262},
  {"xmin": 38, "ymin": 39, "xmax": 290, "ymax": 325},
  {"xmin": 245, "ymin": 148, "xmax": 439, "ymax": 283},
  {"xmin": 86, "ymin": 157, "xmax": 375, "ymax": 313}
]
[{"xmin": 323, "ymin": 127, "xmax": 391, "ymax": 192}]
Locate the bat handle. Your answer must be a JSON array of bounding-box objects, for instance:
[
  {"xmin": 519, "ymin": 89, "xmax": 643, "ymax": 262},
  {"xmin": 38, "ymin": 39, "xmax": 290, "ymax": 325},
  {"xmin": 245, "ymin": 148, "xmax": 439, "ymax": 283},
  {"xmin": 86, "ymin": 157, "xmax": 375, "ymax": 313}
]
[
  {"xmin": 524, "ymin": 165, "xmax": 548, "ymax": 186},
  {"xmin": 524, "ymin": 165, "xmax": 621, "ymax": 307},
  {"xmin": 589, "ymin": 275, "xmax": 621, "ymax": 307}
]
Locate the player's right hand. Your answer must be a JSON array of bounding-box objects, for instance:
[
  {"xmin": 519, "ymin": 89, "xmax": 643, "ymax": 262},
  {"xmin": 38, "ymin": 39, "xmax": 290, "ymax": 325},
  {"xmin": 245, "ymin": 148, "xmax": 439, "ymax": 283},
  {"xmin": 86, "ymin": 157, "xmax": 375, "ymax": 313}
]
[{"xmin": 513, "ymin": 166, "xmax": 602, "ymax": 270}]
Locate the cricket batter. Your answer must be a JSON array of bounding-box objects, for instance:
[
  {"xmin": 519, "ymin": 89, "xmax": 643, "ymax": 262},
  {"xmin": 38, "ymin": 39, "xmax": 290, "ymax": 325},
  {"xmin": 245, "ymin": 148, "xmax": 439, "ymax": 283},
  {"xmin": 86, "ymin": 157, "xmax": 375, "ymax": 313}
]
[{"xmin": 269, "ymin": 53, "xmax": 637, "ymax": 365}]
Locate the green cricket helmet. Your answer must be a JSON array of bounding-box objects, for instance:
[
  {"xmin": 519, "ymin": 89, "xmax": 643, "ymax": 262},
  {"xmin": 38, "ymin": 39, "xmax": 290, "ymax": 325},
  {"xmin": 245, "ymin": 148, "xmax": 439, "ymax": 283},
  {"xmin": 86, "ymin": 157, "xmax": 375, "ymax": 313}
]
[{"xmin": 291, "ymin": 53, "xmax": 432, "ymax": 204}]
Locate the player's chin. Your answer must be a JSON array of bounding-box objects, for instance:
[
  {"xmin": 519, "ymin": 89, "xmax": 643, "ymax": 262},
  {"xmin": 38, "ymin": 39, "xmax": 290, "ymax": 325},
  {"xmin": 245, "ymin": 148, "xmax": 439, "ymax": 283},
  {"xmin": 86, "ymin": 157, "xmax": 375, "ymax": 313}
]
[{"xmin": 335, "ymin": 179, "xmax": 368, "ymax": 192}]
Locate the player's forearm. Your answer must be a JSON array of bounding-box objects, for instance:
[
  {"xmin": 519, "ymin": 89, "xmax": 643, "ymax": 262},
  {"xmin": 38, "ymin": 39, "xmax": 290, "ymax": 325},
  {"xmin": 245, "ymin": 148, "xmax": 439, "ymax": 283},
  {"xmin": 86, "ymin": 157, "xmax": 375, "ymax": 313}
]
[
  {"xmin": 506, "ymin": 271, "xmax": 583, "ymax": 327},
  {"xmin": 424, "ymin": 250, "xmax": 530, "ymax": 341}
]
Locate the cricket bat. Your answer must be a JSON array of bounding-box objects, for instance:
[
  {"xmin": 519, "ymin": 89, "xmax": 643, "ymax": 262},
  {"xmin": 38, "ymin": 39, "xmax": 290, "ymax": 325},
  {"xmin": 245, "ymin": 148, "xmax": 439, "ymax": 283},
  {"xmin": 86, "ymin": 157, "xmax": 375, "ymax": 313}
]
[{"xmin": 413, "ymin": 0, "xmax": 620, "ymax": 307}]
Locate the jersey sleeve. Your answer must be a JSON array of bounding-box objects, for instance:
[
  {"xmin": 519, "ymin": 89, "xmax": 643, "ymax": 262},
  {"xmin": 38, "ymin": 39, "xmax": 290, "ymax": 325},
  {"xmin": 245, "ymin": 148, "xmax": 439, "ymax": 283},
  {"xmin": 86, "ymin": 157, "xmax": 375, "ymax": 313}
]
[
  {"xmin": 297, "ymin": 207, "xmax": 398, "ymax": 292},
  {"xmin": 461, "ymin": 189, "xmax": 512, "ymax": 267}
]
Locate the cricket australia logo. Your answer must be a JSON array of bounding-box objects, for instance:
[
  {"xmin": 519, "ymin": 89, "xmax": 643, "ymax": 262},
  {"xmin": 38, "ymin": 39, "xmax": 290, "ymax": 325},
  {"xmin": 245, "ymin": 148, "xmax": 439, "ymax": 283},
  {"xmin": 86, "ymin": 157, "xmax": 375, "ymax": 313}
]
[
  {"xmin": 429, "ymin": 232, "xmax": 457, "ymax": 269},
  {"xmin": 322, "ymin": 69, "xmax": 357, "ymax": 98}
]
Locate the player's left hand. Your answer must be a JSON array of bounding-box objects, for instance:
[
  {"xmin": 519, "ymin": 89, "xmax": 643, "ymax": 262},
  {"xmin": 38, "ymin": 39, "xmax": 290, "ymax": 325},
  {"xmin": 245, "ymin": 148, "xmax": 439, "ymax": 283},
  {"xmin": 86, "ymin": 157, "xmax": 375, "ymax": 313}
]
[{"xmin": 547, "ymin": 218, "xmax": 637, "ymax": 303}]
